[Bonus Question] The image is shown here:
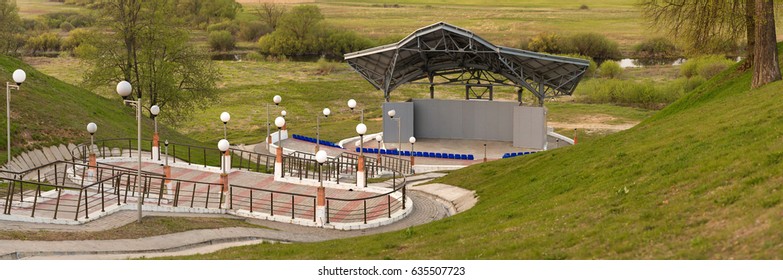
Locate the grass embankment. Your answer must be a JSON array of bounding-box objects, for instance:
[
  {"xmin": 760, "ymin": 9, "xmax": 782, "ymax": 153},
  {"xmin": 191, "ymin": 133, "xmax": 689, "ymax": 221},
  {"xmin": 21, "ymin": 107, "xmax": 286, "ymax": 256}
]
[
  {"xmin": 173, "ymin": 45, "xmax": 783, "ymax": 259},
  {"xmin": 0, "ymin": 216, "xmax": 267, "ymax": 241},
  {"xmin": 0, "ymin": 55, "xmax": 206, "ymax": 164}
]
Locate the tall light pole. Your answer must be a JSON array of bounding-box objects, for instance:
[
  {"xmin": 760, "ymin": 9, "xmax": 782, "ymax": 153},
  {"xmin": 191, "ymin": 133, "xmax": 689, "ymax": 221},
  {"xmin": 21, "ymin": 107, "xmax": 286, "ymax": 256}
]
[
  {"xmin": 356, "ymin": 123, "xmax": 367, "ymax": 188},
  {"xmin": 274, "ymin": 116, "xmax": 286, "ymax": 179},
  {"xmin": 316, "ymin": 108, "xmax": 330, "ymax": 153},
  {"xmin": 267, "ymin": 95, "xmax": 282, "ymax": 153},
  {"xmin": 218, "ymin": 138, "xmax": 230, "ymax": 208},
  {"xmin": 315, "ymin": 150, "xmax": 328, "ymax": 225},
  {"xmin": 387, "ymin": 109, "xmax": 401, "ymax": 159},
  {"xmin": 116, "ymin": 80, "xmax": 143, "ymax": 223},
  {"xmin": 220, "ymin": 112, "xmax": 230, "ymax": 139},
  {"xmin": 347, "ymin": 99, "xmax": 363, "ymax": 123},
  {"xmin": 6, "ymin": 69, "xmax": 26, "ymax": 164},
  {"xmin": 409, "ymin": 136, "xmax": 416, "ymax": 174},
  {"xmin": 87, "ymin": 122, "xmax": 97, "ymax": 178},
  {"xmin": 375, "ymin": 134, "xmax": 382, "ymax": 162},
  {"xmin": 150, "ymin": 105, "xmax": 160, "ymax": 161}
]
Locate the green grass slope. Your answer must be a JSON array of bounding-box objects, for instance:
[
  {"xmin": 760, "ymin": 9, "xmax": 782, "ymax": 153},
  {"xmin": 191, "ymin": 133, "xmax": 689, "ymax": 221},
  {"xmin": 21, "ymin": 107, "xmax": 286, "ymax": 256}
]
[
  {"xmin": 0, "ymin": 55, "xmax": 205, "ymax": 163},
  {"xmin": 176, "ymin": 45, "xmax": 783, "ymax": 259}
]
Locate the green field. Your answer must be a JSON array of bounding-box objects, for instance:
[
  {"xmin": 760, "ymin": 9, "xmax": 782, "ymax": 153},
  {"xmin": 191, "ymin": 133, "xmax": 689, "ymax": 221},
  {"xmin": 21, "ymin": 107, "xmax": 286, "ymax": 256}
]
[{"xmin": 161, "ymin": 44, "xmax": 783, "ymax": 259}]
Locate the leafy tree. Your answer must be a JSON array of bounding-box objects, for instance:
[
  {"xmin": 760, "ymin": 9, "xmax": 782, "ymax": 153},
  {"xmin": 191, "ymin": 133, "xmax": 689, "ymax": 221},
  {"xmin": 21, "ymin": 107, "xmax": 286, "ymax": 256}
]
[
  {"xmin": 253, "ymin": 2, "xmax": 285, "ymax": 30},
  {"xmin": 278, "ymin": 5, "xmax": 323, "ymax": 41},
  {"xmin": 0, "ymin": 0, "xmax": 23, "ymax": 55},
  {"xmin": 83, "ymin": 0, "xmax": 219, "ymax": 122},
  {"xmin": 641, "ymin": 0, "xmax": 780, "ymax": 88}
]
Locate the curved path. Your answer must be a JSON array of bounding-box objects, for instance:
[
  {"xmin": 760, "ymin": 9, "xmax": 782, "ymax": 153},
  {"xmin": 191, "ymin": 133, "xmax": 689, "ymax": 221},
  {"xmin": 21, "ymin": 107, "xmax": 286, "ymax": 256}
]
[{"xmin": 0, "ymin": 189, "xmax": 452, "ymax": 259}]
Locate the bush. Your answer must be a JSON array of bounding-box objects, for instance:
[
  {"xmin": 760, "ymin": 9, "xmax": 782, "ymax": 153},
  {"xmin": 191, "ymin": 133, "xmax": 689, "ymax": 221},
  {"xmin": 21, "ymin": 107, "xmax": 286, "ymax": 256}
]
[
  {"xmin": 40, "ymin": 12, "xmax": 94, "ymax": 29},
  {"xmin": 598, "ymin": 60, "xmax": 622, "ymax": 79},
  {"xmin": 575, "ymin": 78, "xmax": 691, "ymax": 109},
  {"xmin": 245, "ymin": 52, "xmax": 264, "ymax": 61},
  {"xmin": 323, "ymin": 30, "xmax": 374, "ymax": 57},
  {"xmin": 315, "ymin": 56, "xmax": 338, "ymax": 75},
  {"xmin": 679, "ymin": 55, "xmax": 735, "ymax": 79},
  {"xmin": 25, "ymin": 32, "xmax": 61, "ymax": 54},
  {"xmin": 634, "ymin": 37, "xmax": 678, "ymax": 58},
  {"xmin": 238, "ymin": 21, "xmax": 271, "ymax": 42},
  {"xmin": 527, "ymin": 32, "xmax": 562, "ymax": 54},
  {"xmin": 62, "ymin": 28, "xmax": 94, "ymax": 52},
  {"xmin": 207, "ymin": 20, "xmax": 240, "ymax": 35},
  {"xmin": 208, "ymin": 31, "xmax": 235, "ymax": 51},
  {"xmin": 580, "ymin": 4, "xmax": 589, "ymax": 10},
  {"xmin": 564, "ymin": 33, "xmax": 622, "ymax": 60},
  {"xmin": 60, "ymin": 22, "xmax": 74, "ymax": 32}
]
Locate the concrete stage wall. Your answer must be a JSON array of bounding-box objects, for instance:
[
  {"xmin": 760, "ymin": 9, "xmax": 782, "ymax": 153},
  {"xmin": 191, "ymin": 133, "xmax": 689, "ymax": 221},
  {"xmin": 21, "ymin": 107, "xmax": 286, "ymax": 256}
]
[{"xmin": 383, "ymin": 99, "xmax": 546, "ymax": 149}]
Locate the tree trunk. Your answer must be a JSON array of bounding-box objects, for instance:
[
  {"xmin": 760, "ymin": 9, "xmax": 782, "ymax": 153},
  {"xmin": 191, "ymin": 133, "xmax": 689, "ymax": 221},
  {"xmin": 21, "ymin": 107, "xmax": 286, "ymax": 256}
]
[
  {"xmin": 752, "ymin": 0, "xmax": 781, "ymax": 89},
  {"xmin": 743, "ymin": 0, "xmax": 755, "ymax": 70}
]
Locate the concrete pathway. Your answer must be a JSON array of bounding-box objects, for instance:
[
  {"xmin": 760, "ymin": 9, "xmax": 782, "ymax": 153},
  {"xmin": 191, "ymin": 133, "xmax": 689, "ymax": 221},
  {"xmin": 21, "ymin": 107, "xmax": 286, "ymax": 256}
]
[{"xmin": 0, "ymin": 190, "xmax": 452, "ymax": 259}]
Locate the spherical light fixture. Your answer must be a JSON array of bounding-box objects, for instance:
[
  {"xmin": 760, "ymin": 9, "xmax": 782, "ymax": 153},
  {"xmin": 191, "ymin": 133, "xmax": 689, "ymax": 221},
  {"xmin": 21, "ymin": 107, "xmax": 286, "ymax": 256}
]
[
  {"xmin": 12, "ymin": 69, "xmax": 26, "ymax": 85},
  {"xmin": 375, "ymin": 134, "xmax": 382, "ymax": 142},
  {"xmin": 315, "ymin": 150, "xmax": 328, "ymax": 164},
  {"xmin": 356, "ymin": 123, "xmax": 367, "ymax": 135},
  {"xmin": 116, "ymin": 81, "xmax": 132, "ymax": 97},
  {"xmin": 87, "ymin": 122, "xmax": 97, "ymax": 135},
  {"xmin": 273, "ymin": 95, "xmax": 282, "ymax": 105},
  {"xmin": 322, "ymin": 108, "xmax": 331, "ymax": 117},
  {"xmin": 409, "ymin": 136, "xmax": 416, "ymax": 144},
  {"xmin": 275, "ymin": 116, "xmax": 285, "ymax": 128},
  {"xmin": 220, "ymin": 112, "xmax": 230, "ymax": 124},
  {"xmin": 387, "ymin": 109, "xmax": 396, "ymax": 118},
  {"xmin": 150, "ymin": 105, "xmax": 160, "ymax": 117},
  {"xmin": 281, "ymin": 110, "xmax": 287, "ymax": 117},
  {"xmin": 347, "ymin": 99, "xmax": 357, "ymax": 110},
  {"xmin": 218, "ymin": 139, "xmax": 230, "ymax": 152}
]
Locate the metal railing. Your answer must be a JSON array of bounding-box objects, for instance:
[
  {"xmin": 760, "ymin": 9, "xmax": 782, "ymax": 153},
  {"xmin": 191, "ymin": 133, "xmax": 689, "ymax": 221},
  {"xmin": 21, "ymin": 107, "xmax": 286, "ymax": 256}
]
[{"xmin": 70, "ymin": 138, "xmax": 276, "ymax": 174}]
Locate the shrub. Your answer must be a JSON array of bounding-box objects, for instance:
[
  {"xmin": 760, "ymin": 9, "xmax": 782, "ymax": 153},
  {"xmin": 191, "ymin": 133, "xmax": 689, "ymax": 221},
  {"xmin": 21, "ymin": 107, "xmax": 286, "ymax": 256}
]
[
  {"xmin": 634, "ymin": 37, "xmax": 678, "ymax": 58},
  {"xmin": 238, "ymin": 21, "xmax": 271, "ymax": 42},
  {"xmin": 60, "ymin": 22, "xmax": 74, "ymax": 32},
  {"xmin": 62, "ymin": 28, "xmax": 94, "ymax": 52},
  {"xmin": 246, "ymin": 52, "xmax": 264, "ymax": 61},
  {"xmin": 25, "ymin": 32, "xmax": 61, "ymax": 54},
  {"xmin": 598, "ymin": 60, "xmax": 622, "ymax": 79},
  {"xmin": 527, "ymin": 32, "xmax": 562, "ymax": 54},
  {"xmin": 40, "ymin": 12, "xmax": 94, "ymax": 29},
  {"xmin": 209, "ymin": 31, "xmax": 235, "ymax": 51},
  {"xmin": 679, "ymin": 55, "xmax": 735, "ymax": 79},
  {"xmin": 564, "ymin": 33, "xmax": 622, "ymax": 60},
  {"xmin": 315, "ymin": 56, "xmax": 338, "ymax": 75},
  {"xmin": 575, "ymin": 78, "xmax": 685, "ymax": 109},
  {"xmin": 207, "ymin": 21, "xmax": 240, "ymax": 35},
  {"xmin": 579, "ymin": 4, "xmax": 589, "ymax": 10},
  {"xmin": 323, "ymin": 30, "xmax": 374, "ymax": 57}
]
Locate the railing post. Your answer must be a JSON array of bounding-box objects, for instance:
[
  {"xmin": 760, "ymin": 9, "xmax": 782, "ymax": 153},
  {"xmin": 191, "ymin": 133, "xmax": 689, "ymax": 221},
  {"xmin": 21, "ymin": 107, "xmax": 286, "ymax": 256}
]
[
  {"xmin": 101, "ymin": 181, "xmax": 105, "ymax": 212},
  {"xmin": 84, "ymin": 188, "xmax": 89, "ymax": 219},
  {"xmin": 190, "ymin": 183, "xmax": 196, "ymax": 208},
  {"xmin": 388, "ymin": 195, "xmax": 391, "ymax": 218},
  {"xmin": 249, "ymin": 189, "xmax": 253, "ymax": 213},
  {"xmin": 313, "ymin": 198, "xmax": 316, "ymax": 222},
  {"xmin": 75, "ymin": 189, "xmax": 83, "ymax": 221},
  {"xmin": 173, "ymin": 181, "xmax": 181, "ymax": 207},
  {"xmin": 291, "ymin": 195, "xmax": 295, "ymax": 219},
  {"xmin": 53, "ymin": 187, "xmax": 62, "ymax": 220},
  {"xmin": 363, "ymin": 200, "xmax": 367, "ymax": 224},
  {"xmin": 326, "ymin": 199, "xmax": 330, "ymax": 224},
  {"xmin": 205, "ymin": 184, "xmax": 211, "ymax": 209},
  {"xmin": 31, "ymin": 184, "xmax": 41, "ymax": 218},
  {"xmin": 270, "ymin": 193, "xmax": 274, "ymax": 216}
]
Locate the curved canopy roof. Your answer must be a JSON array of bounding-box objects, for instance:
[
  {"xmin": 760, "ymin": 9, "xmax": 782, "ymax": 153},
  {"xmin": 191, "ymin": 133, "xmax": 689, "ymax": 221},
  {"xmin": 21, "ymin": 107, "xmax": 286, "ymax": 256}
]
[{"xmin": 345, "ymin": 22, "xmax": 590, "ymax": 102}]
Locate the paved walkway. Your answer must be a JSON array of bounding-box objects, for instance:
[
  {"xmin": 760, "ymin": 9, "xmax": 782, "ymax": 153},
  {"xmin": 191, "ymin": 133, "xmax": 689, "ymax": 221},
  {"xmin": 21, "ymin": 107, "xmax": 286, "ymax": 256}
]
[{"xmin": 0, "ymin": 190, "xmax": 451, "ymax": 259}]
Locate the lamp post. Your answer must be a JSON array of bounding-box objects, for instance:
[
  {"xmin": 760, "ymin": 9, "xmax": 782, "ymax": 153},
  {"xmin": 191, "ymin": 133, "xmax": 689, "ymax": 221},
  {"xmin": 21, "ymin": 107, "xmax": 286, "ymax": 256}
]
[
  {"xmin": 266, "ymin": 95, "xmax": 282, "ymax": 153},
  {"xmin": 150, "ymin": 105, "xmax": 160, "ymax": 161},
  {"xmin": 220, "ymin": 112, "xmax": 230, "ymax": 139},
  {"xmin": 356, "ymin": 123, "xmax": 367, "ymax": 188},
  {"xmin": 483, "ymin": 143, "xmax": 487, "ymax": 162},
  {"xmin": 387, "ymin": 109, "xmax": 401, "ymax": 159},
  {"xmin": 409, "ymin": 136, "xmax": 416, "ymax": 173},
  {"xmin": 281, "ymin": 110, "xmax": 287, "ymax": 131},
  {"xmin": 315, "ymin": 150, "xmax": 328, "ymax": 225},
  {"xmin": 316, "ymin": 108, "xmax": 330, "ymax": 153},
  {"xmin": 116, "ymin": 80, "xmax": 143, "ymax": 223},
  {"xmin": 375, "ymin": 134, "xmax": 382, "ymax": 162},
  {"xmin": 347, "ymin": 99, "xmax": 363, "ymax": 123},
  {"xmin": 274, "ymin": 116, "xmax": 286, "ymax": 179},
  {"xmin": 6, "ymin": 69, "xmax": 26, "ymax": 164},
  {"xmin": 218, "ymin": 139, "xmax": 230, "ymax": 208},
  {"xmin": 574, "ymin": 128, "xmax": 578, "ymax": 145},
  {"xmin": 86, "ymin": 122, "xmax": 97, "ymax": 178}
]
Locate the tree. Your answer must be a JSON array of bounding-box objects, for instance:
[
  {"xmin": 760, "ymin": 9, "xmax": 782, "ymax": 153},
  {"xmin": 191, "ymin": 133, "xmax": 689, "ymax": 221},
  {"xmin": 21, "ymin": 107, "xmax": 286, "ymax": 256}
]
[
  {"xmin": 0, "ymin": 0, "xmax": 23, "ymax": 55},
  {"xmin": 278, "ymin": 5, "xmax": 323, "ymax": 41},
  {"xmin": 751, "ymin": 0, "xmax": 781, "ymax": 88},
  {"xmin": 641, "ymin": 0, "xmax": 780, "ymax": 88},
  {"xmin": 253, "ymin": 2, "xmax": 285, "ymax": 30},
  {"xmin": 83, "ymin": 0, "xmax": 219, "ymax": 122}
]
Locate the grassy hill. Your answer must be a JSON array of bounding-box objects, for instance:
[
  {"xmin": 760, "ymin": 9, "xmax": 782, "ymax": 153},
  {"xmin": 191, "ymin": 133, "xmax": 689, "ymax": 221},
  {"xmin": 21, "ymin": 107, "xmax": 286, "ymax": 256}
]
[
  {"xmin": 174, "ymin": 45, "xmax": 783, "ymax": 259},
  {"xmin": 0, "ymin": 55, "xmax": 205, "ymax": 164}
]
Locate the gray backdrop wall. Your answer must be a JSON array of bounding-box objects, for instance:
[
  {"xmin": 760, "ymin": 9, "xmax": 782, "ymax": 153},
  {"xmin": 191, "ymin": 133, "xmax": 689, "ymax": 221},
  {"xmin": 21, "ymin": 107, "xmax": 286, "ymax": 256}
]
[{"xmin": 382, "ymin": 100, "xmax": 546, "ymax": 149}]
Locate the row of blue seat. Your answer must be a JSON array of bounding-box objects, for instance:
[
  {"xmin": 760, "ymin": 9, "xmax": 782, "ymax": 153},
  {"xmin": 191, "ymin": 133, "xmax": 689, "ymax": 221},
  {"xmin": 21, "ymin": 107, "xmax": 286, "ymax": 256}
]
[
  {"xmin": 292, "ymin": 134, "xmax": 342, "ymax": 149},
  {"xmin": 354, "ymin": 147, "xmax": 474, "ymax": 160},
  {"xmin": 502, "ymin": 151, "xmax": 538, "ymax": 159}
]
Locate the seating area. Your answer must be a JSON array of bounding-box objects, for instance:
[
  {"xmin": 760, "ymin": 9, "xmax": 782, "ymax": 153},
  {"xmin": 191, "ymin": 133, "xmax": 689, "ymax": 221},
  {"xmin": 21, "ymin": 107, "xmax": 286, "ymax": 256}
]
[
  {"xmin": 292, "ymin": 134, "xmax": 342, "ymax": 149},
  {"xmin": 355, "ymin": 147, "xmax": 474, "ymax": 161},
  {"xmin": 502, "ymin": 151, "xmax": 538, "ymax": 159}
]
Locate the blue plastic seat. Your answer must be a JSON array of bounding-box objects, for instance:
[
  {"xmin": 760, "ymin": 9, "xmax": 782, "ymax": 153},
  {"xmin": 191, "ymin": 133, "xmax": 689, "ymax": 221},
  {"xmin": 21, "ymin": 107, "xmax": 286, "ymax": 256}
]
[
  {"xmin": 422, "ymin": 152, "xmax": 429, "ymax": 157},
  {"xmin": 460, "ymin": 154, "xmax": 468, "ymax": 160},
  {"xmin": 355, "ymin": 147, "xmax": 360, "ymax": 152},
  {"xmin": 380, "ymin": 149, "xmax": 386, "ymax": 154},
  {"xmin": 416, "ymin": 151, "xmax": 423, "ymax": 157},
  {"xmin": 435, "ymin": 153, "xmax": 442, "ymax": 158},
  {"xmin": 467, "ymin": 155, "xmax": 474, "ymax": 160},
  {"xmin": 447, "ymin": 154, "xmax": 454, "ymax": 159}
]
